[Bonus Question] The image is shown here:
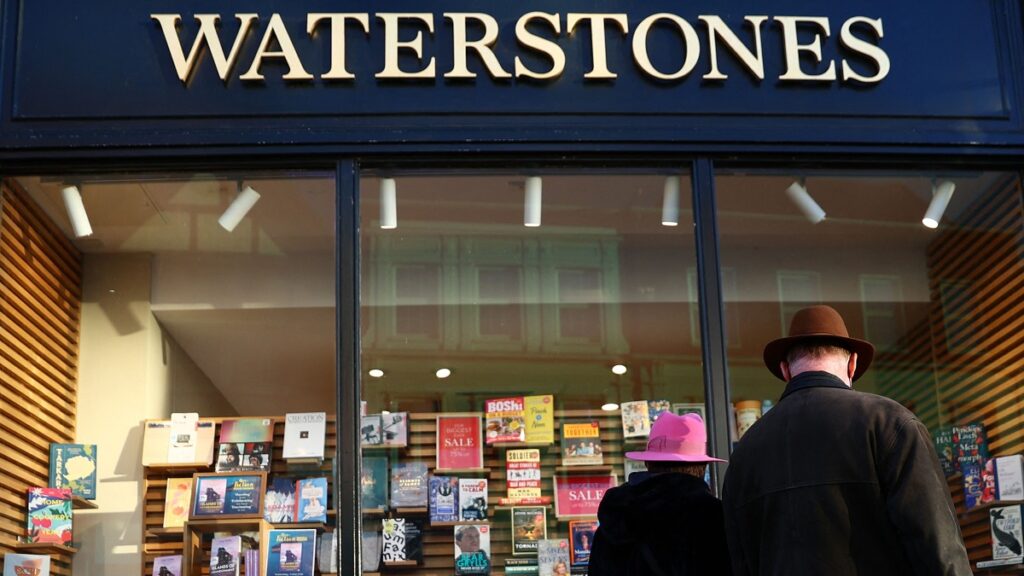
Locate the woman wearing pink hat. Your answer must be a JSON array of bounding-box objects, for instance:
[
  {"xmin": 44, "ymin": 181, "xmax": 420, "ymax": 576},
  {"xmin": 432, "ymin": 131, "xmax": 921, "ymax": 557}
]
[{"xmin": 588, "ymin": 412, "xmax": 732, "ymax": 576}]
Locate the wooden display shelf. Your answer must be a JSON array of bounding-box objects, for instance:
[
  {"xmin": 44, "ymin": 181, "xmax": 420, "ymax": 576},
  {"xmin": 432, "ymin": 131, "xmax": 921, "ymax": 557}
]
[
  {"xmin": 554, "ymin": 465, "xmax": 613, "ymax": 473},
  {"xmin": 146, "ymin": 527, "xmax": 184, "ymax": 538},
  {"xmin": 270, "ymin": 522, "xmax": 329, "ymax": 531},
  {"xmin": 430, "ymin": 520, "xmax": 490, "ymax": 527},
  {"xmin": 362, "ymin": 507, "xmax": 388, "ymax": 516},
  {"xmin": 14, "ymin": 542, "xmax": 77, "ymax": 555},
  {"xmin": 362, "ymin": 443, "xmax": 408, "ymax": 450},
  {"xmin": 494, "ymin": 504, "xmax": 550, "ymax": 512},
  {"xmin": 143, "ymin": 461, "xmax": 214, "ymax": 470},
  {"xmin": 489, "ymin": 442, "xmax": 553, "ymax": 448},
  {"xmin": 183, "ymin": 518, "xmax": 271, "ymax": 576},
  {"xmin": 432, "ymin": 467, "xmax": 491, "ymax": 475},
  {"xmin": 394, "ymin": 507, "xmax": 429, "ymax": 515},
  {"xmin": 71, "ymin": 496, "xmax": 98, "ymax": 510},
  {"xmin": 382, "ymin": 560, "xmax": 419, "ymax": 568}
]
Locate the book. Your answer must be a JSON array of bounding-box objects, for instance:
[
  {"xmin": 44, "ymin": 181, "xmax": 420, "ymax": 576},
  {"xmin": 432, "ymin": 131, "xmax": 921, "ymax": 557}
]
[
  {"xmin": 554, "ymin": 475, "xmax": 616, "ymax": 519},
  {"xmin": 624, "ymin": 459, "xmax": 647, "ymax": 481},
  {"xmin": 506, "ymin": 449, "xmax": 542, "ymax": 502},
  {"xmin": 361, "ymin": 456, "xmax": 389, "ymax": 510},
  {"xmin": 537, "ymin": 539, "xmax": 571, "ymax": 576},
  {"xmin": 560, "ymin": 421, "xmax": 603, "ymax": 466},
  {"xmin": 294, "ymin": 477, "xmax": 328, "ymax": 523},
  {"xmin": 282, "ymin": 413, "xmax": 326, "ymax": 461},
  {"xmin": 512, "ymin": 507, "xmax": 547, "ymax": 555},
  {"xmin": 485, "ymin": 397, "xmax": 526, "ymax": 444},
  {"xmin": 429, "ymin": 476, "xmax": 460, "ymax": 523},
  {"xmin": 163, "ymin": 477, "xmax": 193, "ymax": 528},
  {"xmin": 994, "ymin": 455, "xmax": 1024, "ymax": 501},
  {"xmin": 361, "ymin": 415, "xmax": 383, "ymax": 446},
  {"xmin": 990, "ymin": 505, "xmax": 1023, "ymax": 561},
  {"xmin": 142, "ymin": 419, "xmax": 215, "ymax": 466},
  {"xmin": 210, "ymin": 535, "xmax": 241, "ymax": 576},
  {"xmin": 504, "ymin": 558, "xmax": 539, "ymax": 575},
  {"xmin": 954, "ymin": 422, "xmax": 989, "ymax": 471},
  {"xmin": 49, "ymin": 443, "xmax": 97, "ymax": 500},
  {"xmin": 168, "ymin": 413, "xmax": 200, "ymax": 464},
  {"xmin": 569, "ymin": 520, "xmax": 598, "ymax": 566},
  {"xmin": 244, "ymin": 549, "xmax": 259, "ymax": 576},
  {"xmin": 620, "ymin": 401, "xmax": 651, "ymax": 438},
  {"xmin": 983, "ymin": 459, "xmax": 998, "ymax": 506},
  {"xmin": 437, "ymin": 416, "xmax": 484, "ymax": 470},
  {"xmin": 391, "ymin": 462, "xmax": 429, "ymax": 508},
  {"xmin": 672, "ymin": 402, "xmax": 707, "ymax": 421},
  {"xmin": 266, "ymin": 528, "xmax": 317, "ymax": 576},
  {"xmin": 933, "ymin": 425, "xmax": 956, "ymax": 476},
  {"xmin": 459, "ymin": 478, "xmax": 489, "ymax": 521},
  {"xmin": 382, "ymin": 518, "xmax": 424, "ymax": 564},
  {"xmin": 196, "ymin": 477, "xmax": 228, "ymax": 515},
  {"xmin": 454, "ymin": 524, "xmax": 492, "ymax": 574},
  {"xmin": 216, "ymin": 418, "xmax": 274, "ymax": 472},
  {"xmin": 2, "ymin": 554, "xmax": 50, "ymax": 576},
  {"xmin": 362, "ymin": 530, "xmax": 381, "ymax": 572},
  {"xmin": 381, "ymin": 412, "xmax": 409, "ymax": 447},
  {"xmin": 647, "ymin": 400, "xmax": 672, "ymax": 423},
  {"xmin": 264, "ymin": 477, "xmax": 297, "ymax": 523},
  {"xmin": 524, "ymin": 395, "xmax": 555, "ymax": 444},
  {"xmin": 962, "ymin": 462, "xmax": 983, "ymax": 509},
  {"xmin": 153, "ymin": 555, "xmax": 182, "ymax": 576},
  {"xmin": 25, "ymin": 487, "xmax": 72, "ymax": 544}
]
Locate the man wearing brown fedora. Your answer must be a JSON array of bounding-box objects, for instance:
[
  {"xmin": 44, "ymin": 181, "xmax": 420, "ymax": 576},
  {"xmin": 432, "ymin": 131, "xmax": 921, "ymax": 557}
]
[{"xmin": 722, "ymin": 305, "xmax": 970, "ymax": 575}]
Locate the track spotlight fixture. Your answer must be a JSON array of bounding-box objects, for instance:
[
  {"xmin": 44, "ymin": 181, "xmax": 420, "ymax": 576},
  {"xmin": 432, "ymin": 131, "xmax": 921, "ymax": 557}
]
[
  {"xmin": 218, "ymin": 184, "xmax": 261, "ymax": 232},
  {"xmin": 662, "ymin": 176, "xmax": 681, "ymax": 226},
  {"xmin": 922, "ymin": 179, "xmax": 955, "ymax": 229},
  {"xmin": 380, "ymin": 178, "xmax": 397, "ymax": 229},
  {"xmin": 524, "ymin": 176, "xmax": 542, "ymax": 227},
  {"xmin": 785, "ymin": 179, "xmax": 826, "ymax": 224},
  {"xmin": 61, "ymin": 185, "xmax": 93, "ymax": 238}
]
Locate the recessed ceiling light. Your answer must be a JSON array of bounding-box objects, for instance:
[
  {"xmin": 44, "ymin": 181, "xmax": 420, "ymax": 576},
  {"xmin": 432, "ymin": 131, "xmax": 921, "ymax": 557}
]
[
  {"xmin": 611, "ymin": 364, "xmax": 628, "ymax": 375},
  {"xmin": 381, "ymin": 410, "xmax": 391, "ymax": 415},
  {"xmin": 601, "ymin": 403, "xmax": 620, "ymax": 412},
  {"xmin": 368, "ymin": 369, "xmax": 384, "ymax": 378},
  {"xmin": 435, "ymin": 368, "xmax": 452, "ymax": 379}
]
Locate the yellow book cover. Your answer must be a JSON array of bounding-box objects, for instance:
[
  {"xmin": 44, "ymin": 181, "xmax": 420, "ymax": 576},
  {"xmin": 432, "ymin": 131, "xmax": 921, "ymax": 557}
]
[
  {"xmin": 524, "ymin": 395, "xmax": 554, "ymax": 444},
  {"xmin": 162, "ymin": 477, "xmax": 193, "ymax": 528}
]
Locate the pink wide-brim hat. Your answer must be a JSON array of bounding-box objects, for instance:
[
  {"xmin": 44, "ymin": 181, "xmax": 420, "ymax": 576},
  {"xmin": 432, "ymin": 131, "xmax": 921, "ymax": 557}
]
[{"xmin": 625, "ymin": 412, "xmax": 725, "ymax": 463}]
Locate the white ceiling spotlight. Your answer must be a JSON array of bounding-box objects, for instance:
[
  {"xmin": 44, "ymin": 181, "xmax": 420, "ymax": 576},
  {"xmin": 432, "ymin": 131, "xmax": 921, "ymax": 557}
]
[
  {"xmin": 922, "ymin": 179, "xmax": 956, "ymax": 229},
  {"xmin": 611, "ymin": 364, "xmax": 628, "ymax": 375},
  {"xmin": 61, "ymin": 185, "xmax": 93, "ymax": 238},
  {"xmin": 785, "ymin": 179, "xmax": 826, "ymax": 224},
  {"xmin": 380, "ymin": 177, "xmax": 397, "ymax": 230},
  {"xmin": 662, "ymin": 175, "xmax": 680, "ymax": 226},
  {"xmin": 368, "ymin": 368, "xmax": 385, "ymax": 378},
  {"xmin": 435, "ymin": 367, "xmax": 452, "ymax": 379},
  {"xmin": 601, "ymin": 403, "xmax": 620, "ymax": 412},
  {"xmin": 524, "ymin": 176, "xmax": 542, "ymax": 227},
  {"xmin": 218, "ymin": 183, "xmax": 261, "ymax": 232}
]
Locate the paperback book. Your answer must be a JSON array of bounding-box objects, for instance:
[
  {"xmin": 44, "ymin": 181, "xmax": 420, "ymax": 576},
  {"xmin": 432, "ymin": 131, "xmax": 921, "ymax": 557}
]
[
  {"xmin": 382, "ymin": 518, "xmax": 424, "ymax": 564},
  {"xmin": 994, "ymin": 455, "xmax": 1024, "ymax": 501},
  {"xmin": 962, "ymin": 462, "xmax": 984, "ymax": 509},
  {"xmin": 647, "ymin": 400, "xmax": 672, "ymax": 423},
  {"xmin": 381, "ymin": 412, "xmax": 409, "ymax": 447},
  {"xmin": 2, "ymin": 554, "xmax": 50, "ymax": 576},
  {"xmin": 391, "ymin": 462, "xmax": 429, "ymax": 508},
  {"xmin": 506, "ymin": 449, "xmax": 542, "ymax": 502},
  {"xmin": 142, "ymin": 418, "xmax": 215, "ymax": 466},
  {"xmin": 537, "ymin": 539, "xmax": 571, "ymax": 576},
  {"xmin": 264, "ymin": 477, "xmax": 297, "ymax": 523},
  {"xmin": 216, "ymin": 418, "xmax": 274, "ymax": 472},
  {"xmin": 524, "ymin": 395, "xmax": 555, "ymax": 444},
  {"xmin": 210, "ymin": 535, "xmax": 241, "ymax": 576},
  {"xmin": 48, "ymin": 443, "xmax": 97, "ymax": 500},
  {"xmin": 569, "ymin": 520, "xmax": 598, "ymax": 566},
  {"xmin": 454, "ymin": 524, "xmax": 492, "ymax": 575},
  {"xmin": 991, "ymin": 505, "xmax": 1023, "ymax": 561},
  {"xmin": 266, "ymin": 528, "xmax": 317, "ymax": 576},
  {"xmin": 361, "ymin": 415, "xmax": 383, "ymax": 446},
  {"xmin": 361, "ymin": 456, "xmax": 389, "ymax": 510},
  {"xmin": 486, "ymin": 397, "xmax": 526, "ymax": 444},
  {"xmin": 437, "ymin": 416, "xmax": 484, "ymax": 470},
  {"xmin": 620, "ymin": 401, "xmax": 651, "ymax": 438},
  {"xmin": 511, "ymin": 507, "xmax": 547, "ymax": 555},
  {"xmin": 504, "ymin": 558, "xmax": 539, "ymax": 576},
  {"xmin": 25, "ymin": 487, "xmax": 72, "ymax": 544},
  {"xmin": 163, "ymin": 477, "xmax": 194, "ymax": 528},
  {"xmin": 954, "ymin": 422, "xmax": 990, "ymax": 470},
  {"xmin": 561, "ymin": 421, "xmax": 603, "ymax": 466},
  {"xmin": 933, "ymin": 425, "xmax": 956, "ymax": 476},
  {"xmin": 459, "ymin": 479, "xmax": 489, "ymax": 521},
  {"xmin": 294, "ymin": 477, "xmax": 328, "ymax": 523},
  {"xmin": 429, "ymin": 476, "xmax": 460, "ymax": 523},
  {"xmin": 152, "ymin": 555, "xmax": 182, "ymax": 576},
  {"xmin": 282, "ymin": 413, "xmax": 326, "ymax": 461}
]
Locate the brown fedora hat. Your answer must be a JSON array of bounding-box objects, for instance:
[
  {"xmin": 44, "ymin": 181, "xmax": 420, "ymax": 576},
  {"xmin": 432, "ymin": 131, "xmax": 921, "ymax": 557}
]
[{"xmin": 763, "ymin": 305, "xmax": 875, "ymax": 381}]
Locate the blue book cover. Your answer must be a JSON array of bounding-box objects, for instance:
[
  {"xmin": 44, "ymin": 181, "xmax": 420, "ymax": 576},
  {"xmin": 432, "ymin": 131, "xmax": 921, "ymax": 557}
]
[
  {"xmin": 266, "ymin": 529, "xmax": 317, "ymax": 576},
  {"xmin": 49, "ymin": 443, "xmax": 97, "ymax": 500},
  {"xmin": 210, "ymin": 535, "xmax": 241, "ymax": 576},
  {"xmin": 264, "ymin": 477, "xmax": 297, "ymax": 523},
  {"xmin": 429, "ymin": 476, "xmax": 459, "ymax": 523},
  {"xmin": 362, "ymin": 457, "xmax": 388, "ymax": 510},
  {"xmin": 962, "ymin": 462, "xmax": 983, "ymax": 509},
  {"xmin": 295, "ymin": 477, "xmax": 328, "ymax": 523}
]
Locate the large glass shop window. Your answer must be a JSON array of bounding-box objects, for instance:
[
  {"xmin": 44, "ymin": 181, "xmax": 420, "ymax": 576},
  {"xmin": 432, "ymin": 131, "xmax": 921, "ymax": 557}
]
[
  {"xmin": 714, "ymin": 170, "xmax": 1024, "ymax": 564},
  {"xmin": 6, "ymin": 173, "xmax": 336, "ymax": 575},
  {"xmin": 358, "ymin": 172, "xmax": 704, "ymax": 574}
]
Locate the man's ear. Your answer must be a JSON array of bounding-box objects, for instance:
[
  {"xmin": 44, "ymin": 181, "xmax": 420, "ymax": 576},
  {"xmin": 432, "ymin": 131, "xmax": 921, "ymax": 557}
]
[
  {"xmin": 847, "ymin": 352, "xmax": 859, "ymax": 383},
  {"xmin": 780, "ymin": 361, "xmax": 791, "ymax": 382}
]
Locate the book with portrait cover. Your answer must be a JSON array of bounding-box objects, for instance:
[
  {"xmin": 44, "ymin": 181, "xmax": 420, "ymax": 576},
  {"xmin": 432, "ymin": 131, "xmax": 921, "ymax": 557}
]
[
  {"xmin": 990, "ymin": 505, "xmax": 1023, "ymax": 561},
  {"xmin": 524, "ymin": 395, "xmax": 555, "ymax": 444},
  {"xmin": 361, "ymin": 456, "xmax": 389, "ymax": 510},
  {"xmin": 294, "ymin": 478, "xmax": 328, "ymax": 523},
  {"xmin": 620, "ymin": 401, "xmax": 651, "ymax": 438},
  {"xmin": 391, "ymin": 462, "xmax": 429, "ymax": 508},
  {"xmin": 216, "ymin": 418, "xmax": 274, "ymax": 472},
  {"xmin": 647, "ymin": 400, "xmax": 672, "ymax": 424},
  {"xmin": 506, "ymin": 449, "xmax": 542, "ymax": 502},
  {"xmin": 454, "ymin": 524, "xmax": 492, "ymax": 575},
  {"xmin": 537, "ymin": 540, "xmax": 571, "ymax": 576},
  {"xmin": 3, "ymin": 554, "xmax": 50, "ymax": 576},
  {"xmin": 283, "ymin": 413, "xmax": 325, "ymax": 461},
  {"xmin": 210, "ymin": 535, "xmax": 241, "ymax": 576},
  {"xmin": 560, "ymin": 421, "xmax": 603, "ymax": 466},
  {"xmin": 512, "ymin": 507, "xmax": 547, "ymax": 555},
  {"xmin": 152, "ymin": 555, "xmax": 182, "ymax": 576},
  {"xmin": 49, "ymin": 443, "xmax": 97, "ymax": 500},
  {"xmin": 266, "ymin": 528, "xmax": 317, "ymax": 576},
  {"xmin": 381, "ymin": 412, "xmax": 409, "ymax": 447},
  {"xmin": 569, "ymin": 520, "xmax": 598, "ymax": 566},
  {"xmin": 437, "ymin": 416, "xmax": 484, "ymax": 470},
  {"xmin": 264, "ymin": 476, "xmax": 297, "ymax": 523},
  {"xmin": 429, "ymin": 476, "xmax": 460, "ymax": 523},
  {"xmin": 382, "ymin": 518, "xmax": 424, "ymax": 564},
  {"xmin": 25, "ymin": 487, "xmax": 72, "ymax": 544},
  {"xmin": 485, "ymin": 397, "xmax": 526, "ymax": 444},
  {"xmin": 163, "ymin": 477, "xmax": 194, "ymax": 528},
  {"xmin": 459, "ymin": 479, "xmax": 489, "ymax": 521},
  {"xmin": 361, "ymin": 415, "xmax": 383, "ymax": 446}
]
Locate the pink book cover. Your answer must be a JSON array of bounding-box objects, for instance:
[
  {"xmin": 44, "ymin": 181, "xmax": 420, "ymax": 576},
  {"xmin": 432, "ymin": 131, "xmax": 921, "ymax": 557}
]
[{"xmin": 436, "ymin": 416, "xmax": 483, "ymax": 470}]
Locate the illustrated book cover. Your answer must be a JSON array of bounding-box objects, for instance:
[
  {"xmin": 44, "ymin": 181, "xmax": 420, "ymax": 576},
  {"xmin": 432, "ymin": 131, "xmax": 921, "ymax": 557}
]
[
  {"xmin": 512, "ymin": 507, "xmax": 547, "ymax": 555},
  {"xmin": 152, "ymin": 555, "xmax": 181, "ymax": 576},
  {"xmin": 933, "ymin": 425, "xmax": 956, "ymax": 476},
  {"xmin": 382, "ymin": 518, "xmax": 424, "ymax": 564},
  {"xmin": 361, "ymin": 456, "xmax": 389, "ymax": 510},
  {"xmin": 990, "ymin": 505, "xmax": 1023, "ymax": 561},
  {"xmin": 647, "ymin": 400, "xmax": 672, "ymax": 423},
  {"xmin": 429, "ymin": 476, "xmax": 460, "ymax": 522},
  {"xmin": 485, "ymin": 397, "xmax": 526, "ymax": 444},
  {"xmin": 216, "ymin": 418, "xmax": 274, "ymax": 472},
  {"xmin": 995, "ymin": 455, "xmax": 1024, "ymax": 501},
  {"xmin": 437, "ymin": 415, "xmax": 484, "ymax": 470},
  {"xmin": 282, "ymin": 413, "xmax": 325, "ymax": 461},
  {"xmin": 25, "ymin": 487, "xmax": 72, "ymax": 544},
  {"xmin": 454, "ymin": 524, "xmax": 492, "ymax": 575},
  {"xmin": 620, "ymin": 401, "xmax": 651, "ymax": 438},
  {"xmin": 391, "ymin": 462, "xmax": 429, "ymax": 508},
  {"xmin": 2, "ymin": 554, "xmax": 50, "ymax": 576},
  {"xmin": 537, "ymin": 539, "xmax": 571, "ymax": 576},
  {"xmin": 361, "ymin": 415, "xmax": 383, "ymax": 446},
  {"xmin": 381, "ymin": 412, "xmax": 409, "ymax": 447},
  {"xmin": 210, "ymin": 535, "xmax": 241, "ymax": 576},
  {"xmin": 506, "ymin": 449, "xmax": 542, "ymax": 502},
  {"xmin": 459, "ymin": 478, "xmax": 489, "ymax": 521},
  {"xmin": 294, "ymin": 477, "xmax": 328, "ymax": 523},
  {"xmin": 264, "ymin": 477, "xmax": 297, "ymax": 523},
  {"xmin": 162, "ymin": 477, "xmax": 193, "ymax": 528},
  {"xmin": 560, "ymin": 421, "xmax": 603, "ymax": 466},
  {"xmin": 266, "ymin": 528, "xmax": 317, "ymax": 576},
  {"xmin": 569, "ymin": 520, "xmax": 598, "ymax": 566},
  {"xmin": 524, "ymin": 395, "xmax": 555, "ymax": 444},
  {"xmin": 48, "ymin": 443, "xmax": 97, "ymax": 500},
  {"xmin": 954, "ymin": 422, "xmax": 989, "ymax": 470}
]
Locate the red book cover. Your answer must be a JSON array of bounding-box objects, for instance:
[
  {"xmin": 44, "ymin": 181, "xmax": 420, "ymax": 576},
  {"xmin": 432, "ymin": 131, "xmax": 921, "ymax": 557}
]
[
  {"xmin": 553, "ymin": 475, "xmax": 617, "ymax": 519},
  {"xmin": 436, "ymin": 416, "xmax": 483, "ymax": 470}
]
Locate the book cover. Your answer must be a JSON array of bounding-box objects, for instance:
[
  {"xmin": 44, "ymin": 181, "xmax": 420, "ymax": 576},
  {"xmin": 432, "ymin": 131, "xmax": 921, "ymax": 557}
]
[
  {"xmin": 361, "ymin": 415, "xmax": 383, "ymax": 446},
  {"xmin": 196, "ymin": 477, "xmax": 227, "ymax": 515},
  {"xmin": 983, "ymin": 459, "xmax": 998, "ymax": 506},
  {"xmin": 382, "ymin": 518, "xmax": 424, "ymax": 564},
  {"xmin": 216, "ymin": 418, "xmax": 274, "ymax": 472},
  {"xmin": 454, "ymin": 524, "xmax": 492, "ymax": 575},
  {"xmin": 537, "ymin": 539, "xmax": 571, "ymax": 576},
  {"xmin": 2, "ymin": 554, "xmax": 50, "ymax": 576},
  {"xmin": 624, "ymin": 460, "xmax": 647, "ymax": 481},
  {"xmin": 560, "ymin": 421, "xmax": 603, "ymax": 466},
  {"xmin": 163, "ymin": 477, "xmax": 193, "ymax": 528},
  {"xmin": 991, "ymin": 505, "xmax": 1023, "ymax": 561},
  {"xmin": 142, "ymin": 419, "xmax": 215, "ymax": 466},
  {"xmin": 168, "ymin": 413, "xmax": 199, "ymax": 464},
  {"xmin": 429, "ymin": 476, "xmax": 460, "ymax": 523},
  {"xmin": 362, "ymin": 530, "xmax": 381, "ymax": 572},
  {"xmin": 506, "ymin": 449, "xmax": 542, "ymax": 502},
  {"xmin": 264, "ymin": 477, "xmax": 297, "ymax": 523},
  {"xmin": 962, "ymin": 462, "xmax": 983, "ymax": 510},
  {"xmin": 568, "ymin": 520, "xmax": 598, "ymax": 566},
  {"xmin": 282, "ymin": 413, "xmax": 326, "ymax": 461},
  {"xmin": 620, "ymin": 401, "xmax": 651, "ymax": 438},
  {"xmin": 954, "ymin": 422, "xmax": 989, "ymax": 470},
  {"xmin": 671, "ymin": 402, "xmax": 706, "ymax": 420},
  {"xmin": 459, "ymin": 479, "xmax": 489, "ymax": 521},
  {"xmin": 554, "ymin": 475, "xmax": 616, "ymax": 519},
  {"xmin": 933, "ymin": 425, "xmax": 956, "ymax": 476},
  {"xmin": 437, "ymin": 416, "xmax": 484, "ymax": 470},
  {"xmin": 294, "ymin": 477, "xmax": 328, "ymax": 523},
  {"xmin": 504, "ymin": 558, "xmax": 539, "ymax": 575},
  {"xmin": 244, "ymin": 549, "xmax": 259, "ymax": 576},
  {"xmin": 647, "ymin": 400, "xmax": 672, "ymax": 423},
  {"xmin": 512, "ymin": 507, "xmax": 547, "ymax": 555},
  {"xmin": 391, "ymin": 462, "xmax": 429, "ymax": 508},
  {"xmin": 266, "ymin": 529, "xmax": 317, "ymax": 576},
  {"xmin": 995, "ymin": 455, "xmax": 1024, "ymax": 501},
  {"xmin": 25, "ymin": 487, "xmax": 72, "ymax": 544},
  {"xmin": 361, "ymin": 456, "xmax": 389, "ymax": 510},
  {"xmin": 210, "ymin": 535, "xmax": 241, "ymax": 576},
  {"xmin": 153, "ymin": 555, "xmax": 182, "ymax": 576},
  {"xmin": 49, "ymin": 443, "xmax": 97, "ymax": 500},
  {"xmin": 381, "ymin": 412, "xmax": 409, "ymax": 447},
  {"xmin": 524, "ymin": 395, "xmax": 555, "ymax": 444},
  {"xmin": 485, "ymin": 397, "xmax": 526, "ymax": 444}
]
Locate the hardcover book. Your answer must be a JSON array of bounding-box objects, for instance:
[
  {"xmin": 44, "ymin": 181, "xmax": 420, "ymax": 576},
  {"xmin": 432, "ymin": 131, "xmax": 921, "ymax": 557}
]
[
  {"xmin": 142, "ymin": 419, "xmax": 215, "ymax": 466},
  {"xmin": 569, "ymin": 520, "xmax": 598, "ymax": 566},
  {"xmin": 2, "ymin": 554, "xmax": 50, "ymax": 576},
  {"xmin": 647, "ymin": 400, "xmax": 672, "ymax": 423},
  {"xmin": 486, "ymin": 397, "xmax": 526, "ymax": 444},
  {"xmin": 560, "ymin": 421, "xmax": 603, "ymax": 466},
  {"xmin": 266, "ymin": 528, "xmax": 317, "ymax": 576},
  {"xmin": 361, "ymin": 456, "xmax": 389, "ymax": 510},
  {"xmin": 537, "ymin": 539, "xmax": 571, "ymax": 576},
  {"xmin": 995, "ymin": 455, "xmax": 1024, "ymax": 501},
  {"xmin": 553, "ymin": 475, "xmax": 616, "ymax": 519},
  {"xmin": 620, "ymin": 401, "xmax": 651, "ymax": 438},
  {"xmin": 167, "ymin": 412, "xmax": 200, "ymax": 464},
  {"xmin": 152, "ymin": 555, "xmax": 182, "ymax": 576},
  {"xmin": 954, "ymin": 422, "xmax": 990, "ymax": 471},
  {"xmin": 459, "ymin": 479, "xmax": 489, "ymax": 521},
  {"xmin": 382, "ymin": 518, "xmax": 424, "ymax": 564},
  {"xmin": 210, "ymin": 535, "xmax": 241, "ymax": 576},
  {"xmin": 990, "ymin": 505, "xmax": 1023, "ymax": 561},
  {"xmin": 428, "ymin": 476, "xmax": 460, "ymax": 523},
  {"xmin": 391, "ymin": 462, "xmax": 429, "ymax": 508},
  {"xmin": 361, "ymin": 415, "xmax": 383, "ymax": 446},
  {"xmin": 437, "ymin": 416, "xmax": 484, "ymax": 470},
  {"xmin": 933, "ymin": 425, "xmax": 956, "ymax": 476},
  {"xmin": 506, "ymin": 449, "xmax": 542, "ymax": 502},
  {"xmin": 48, "ymin": 443, "xmax": 97, "ymax": 500},
  {"xmin": 381, "ymin": 412, "xmax": 409, "ymax": 447},
  {"xmin": 25, "ymin": 487, "xmax": 72, "ymax": 544},
  {"xmin": 216, "ymin": 418, "xmax": 274, "ymax": 472},
  {"xmin": 282, "ymin": 413, "xmax": 326, "ymax": 461},
  {"xmin": 512, "ymin": 507, "xmax": 547, "ymax": 555},
  {"xmin": 163, "ymin": 477, "xmax": 194, "ymax": 528},
  {"xmin": 264, "ymin": 477, "xmax": 297, "ymax": 523},
  {"xmin": 524, "ymin": 395, "xmax": 555, "ymax": 444},
  {"xmin": 454, "ymin": 524, "xmax": 492, "ymax": 575},
  {"xmin": 294, "ymin": 478, "xmax": 328, "ymax": 523}
]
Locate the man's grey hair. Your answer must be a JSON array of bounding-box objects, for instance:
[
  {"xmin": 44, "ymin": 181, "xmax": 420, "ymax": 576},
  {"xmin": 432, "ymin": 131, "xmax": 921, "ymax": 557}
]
[{"xmin": 786, "ymin": 340, "xmax": 851, "ymax": 365}]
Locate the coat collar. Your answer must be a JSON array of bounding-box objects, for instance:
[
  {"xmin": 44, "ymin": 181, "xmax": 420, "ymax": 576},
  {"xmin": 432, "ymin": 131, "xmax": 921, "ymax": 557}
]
[{"xmin": 780, "ymin": 370, "xmax": 851, "ymax": 401}]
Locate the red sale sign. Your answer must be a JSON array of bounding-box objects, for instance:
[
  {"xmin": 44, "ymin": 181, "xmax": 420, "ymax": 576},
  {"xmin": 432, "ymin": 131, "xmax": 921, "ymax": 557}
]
[
  {"xmin": 436, "ymin": 415, "xmax": 484, "ymax": 470},
  {"xmin": 553, "ymin": 474, "xmax": 617, "ymax": 519}
]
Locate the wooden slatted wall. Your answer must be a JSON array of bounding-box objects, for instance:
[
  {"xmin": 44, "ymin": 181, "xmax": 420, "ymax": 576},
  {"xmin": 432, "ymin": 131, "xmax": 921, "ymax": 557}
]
[{"xmin": 0, "ymin": 179, "xmax": 83, "ymax": 576}]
